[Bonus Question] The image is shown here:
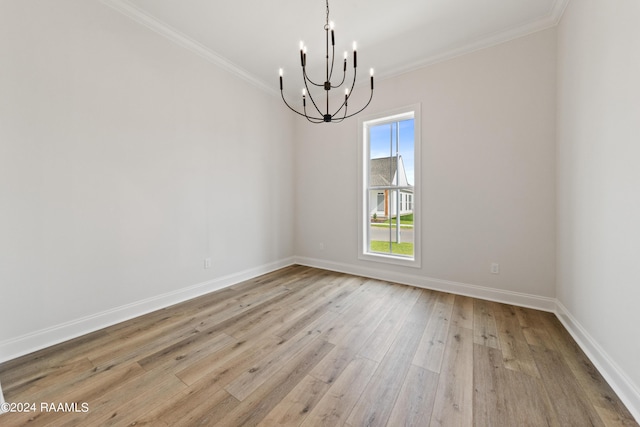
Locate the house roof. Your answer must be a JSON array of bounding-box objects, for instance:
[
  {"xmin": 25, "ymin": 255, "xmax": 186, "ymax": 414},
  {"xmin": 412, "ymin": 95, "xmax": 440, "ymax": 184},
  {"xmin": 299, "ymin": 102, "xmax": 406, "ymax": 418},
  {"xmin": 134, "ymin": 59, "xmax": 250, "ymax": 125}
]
[
  {"xmin": 369, "ymin": 156, "xmax": 413, "ymax": 191},
  {"xmin": 370, "ymin": 157, "xmax": 398, "ymax": 187}
]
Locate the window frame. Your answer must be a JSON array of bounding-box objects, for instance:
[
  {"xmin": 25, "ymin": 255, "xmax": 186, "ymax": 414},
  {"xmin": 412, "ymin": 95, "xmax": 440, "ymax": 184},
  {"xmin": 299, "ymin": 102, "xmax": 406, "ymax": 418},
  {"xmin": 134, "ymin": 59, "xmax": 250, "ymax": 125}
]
[{"xmin": 357, "ymin": 104, "xmax": 421, "ymax": 268}]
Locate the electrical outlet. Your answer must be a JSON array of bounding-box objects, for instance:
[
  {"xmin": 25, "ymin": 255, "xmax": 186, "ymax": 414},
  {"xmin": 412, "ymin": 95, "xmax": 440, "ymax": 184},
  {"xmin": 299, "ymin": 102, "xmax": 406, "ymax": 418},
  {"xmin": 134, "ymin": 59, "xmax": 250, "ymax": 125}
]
[
  {"xmin": 319, "ymin": 243, "xmax": 324, "ymax": 250},
  {"xmin": 204, "ymin": 258, "xmax": 212, "ymax": 269},
  {"xmin": 490, "ymin": 262, "xmax": 500, "ymax": 274}
]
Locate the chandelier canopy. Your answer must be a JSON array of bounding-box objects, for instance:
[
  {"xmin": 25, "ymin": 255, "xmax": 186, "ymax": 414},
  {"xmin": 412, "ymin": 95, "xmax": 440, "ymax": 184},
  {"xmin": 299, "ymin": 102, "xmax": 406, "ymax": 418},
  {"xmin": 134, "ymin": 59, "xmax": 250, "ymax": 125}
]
[{"xmin": 279, "ymin": 0, "xmax": 374, "ymax": 123}]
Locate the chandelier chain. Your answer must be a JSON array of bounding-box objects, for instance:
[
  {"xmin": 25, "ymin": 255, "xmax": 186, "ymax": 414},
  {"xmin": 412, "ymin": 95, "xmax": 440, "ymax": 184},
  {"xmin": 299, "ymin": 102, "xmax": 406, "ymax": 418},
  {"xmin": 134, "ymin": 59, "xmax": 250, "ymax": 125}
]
[{"xmin": 324, "ymin": 0, "xmax": 330, "ymax": 30}]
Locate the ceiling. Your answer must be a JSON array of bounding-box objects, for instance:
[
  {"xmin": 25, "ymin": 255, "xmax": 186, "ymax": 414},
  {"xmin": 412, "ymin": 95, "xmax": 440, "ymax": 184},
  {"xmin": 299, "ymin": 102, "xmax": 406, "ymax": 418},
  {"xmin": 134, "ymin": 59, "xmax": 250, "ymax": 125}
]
[{"xmin": 102, "ymin": 0, "xmax": 568, "ymax": 97}]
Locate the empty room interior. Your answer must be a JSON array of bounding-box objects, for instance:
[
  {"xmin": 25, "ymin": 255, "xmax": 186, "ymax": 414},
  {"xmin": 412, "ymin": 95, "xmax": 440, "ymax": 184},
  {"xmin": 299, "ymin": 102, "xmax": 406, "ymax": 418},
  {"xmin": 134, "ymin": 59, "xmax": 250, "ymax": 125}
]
[{"xmin": 1, "ymin": 0, "xmax": 639, "ymax": 425}]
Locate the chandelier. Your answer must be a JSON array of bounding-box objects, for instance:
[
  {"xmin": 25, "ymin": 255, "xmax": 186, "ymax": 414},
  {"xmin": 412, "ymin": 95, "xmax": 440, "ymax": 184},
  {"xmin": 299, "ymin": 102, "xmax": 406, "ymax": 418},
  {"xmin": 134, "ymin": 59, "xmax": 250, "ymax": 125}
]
[{"xmin": 279, "ymin": 0, "xmax": 374, "ymax": 123}]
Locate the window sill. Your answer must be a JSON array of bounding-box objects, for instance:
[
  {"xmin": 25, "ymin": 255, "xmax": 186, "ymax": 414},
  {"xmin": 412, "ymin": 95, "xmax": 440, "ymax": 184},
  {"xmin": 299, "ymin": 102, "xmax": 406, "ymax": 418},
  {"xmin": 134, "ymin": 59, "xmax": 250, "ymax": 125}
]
[{"xmin": 359, "ymin": 252, "xmax": 421, "ymax": 268}]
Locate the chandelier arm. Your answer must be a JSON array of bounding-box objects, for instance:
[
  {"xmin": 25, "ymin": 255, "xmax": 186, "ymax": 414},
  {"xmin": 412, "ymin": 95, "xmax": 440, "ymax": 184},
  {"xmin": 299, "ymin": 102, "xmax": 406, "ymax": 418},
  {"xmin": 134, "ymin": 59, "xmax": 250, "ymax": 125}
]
[
  {"xmin": 329, "ymin": 89, "xmax": 350, "ymax": 121},
  {"xmin": 303, "ymin": 67, "xmax": 324, "ymax": 87},
  {"xmin": 328, "ymin": 43, "xmax": 336, "ymax": 82},
  {"xmin": 303, "ymin": 78, "xmax": 325, "ymax": 117},
  {"xmin": 340, "ymin": 86, "xmax": 374, "ymax": 120},
  {"xmin": 331, "ymin": 45, "xmax": 348, "ymax": 88},
  {"xmin": 331, "ymin": 95, "xmax": 347, "ymax": 117},
  {"xmin": 331, "ymin": 48, "xmax": 347, "ymax": 89},
  {"xmin": 332, "ymin": 98, "xmax": 348, "ymax": 123},
  {"xmin": 303, "ymin": 97, "xmax": 325, "ymax": 123},
  {"xmin": 280, "ymin": 90, "xmax": 324, "ymax": 120},
  {"xmin": 347, "ymin": 66, "xmax": 358, "ymax": 94},
  {"xmin": 331, "ymin": 102, "xmax": 348, "ymax": 123},
  {"xmin": 330, "ymin": 65, "xmax": 347, "ymax": 88},
  {"xmin": 304, "ymin": 114, "xmax": 325, "ymax": 124},
  {"xmin": 330, "ymin": 66, "xmax": 357, "ymax": 117}
]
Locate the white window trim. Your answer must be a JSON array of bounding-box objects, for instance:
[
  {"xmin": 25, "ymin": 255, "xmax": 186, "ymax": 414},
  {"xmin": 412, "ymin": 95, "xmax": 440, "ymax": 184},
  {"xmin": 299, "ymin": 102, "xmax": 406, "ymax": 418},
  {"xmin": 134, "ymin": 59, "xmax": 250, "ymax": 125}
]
[{"xmin": 357, "ymin": 104, "xmax": 421, "ymax": 268}]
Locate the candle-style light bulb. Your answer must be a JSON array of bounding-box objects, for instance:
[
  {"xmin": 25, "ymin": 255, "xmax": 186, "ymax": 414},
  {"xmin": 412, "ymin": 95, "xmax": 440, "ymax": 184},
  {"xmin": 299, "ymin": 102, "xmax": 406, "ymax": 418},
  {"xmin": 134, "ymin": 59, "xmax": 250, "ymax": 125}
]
[
  {"xmin": 353, "ymin": 42, "xmax": 358, "ymax": 68},
  {"xmin": 279, "ymin": 68, "xmax": 283, "ymax": 90},
  {"xmin": 279, "ymin": 68, "xmax": 283, "ymax": 77},
  {"xmin": 330, "ymin": 21, "xmax": 335, "ymax": 46},
  {"xmin": 302, "ymin": 88, "xmax": 306, "ymax": 97},
  {"xmin": 370, "ymin": 68, "xmax": 374, "ymax": 90}
]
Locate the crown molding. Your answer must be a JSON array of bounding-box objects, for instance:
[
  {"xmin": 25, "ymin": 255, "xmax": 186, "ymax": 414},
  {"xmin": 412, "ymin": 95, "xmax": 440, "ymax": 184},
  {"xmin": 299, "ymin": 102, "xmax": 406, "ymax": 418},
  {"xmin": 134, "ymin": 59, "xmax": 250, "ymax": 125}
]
[
  {"xmin": 101, "ymin": 0, "xmax": 570, "ymax": 97},
  {"xmin": 550, "ymin": 0, "xmax": 571, "ymax": 25},
  {"xmin": 378, "ymin": 0, "xmax": 570, "ymax": 82},
  {"xmin": 100, "ymin": 0, "xmax": 278, "ymax": 96}
]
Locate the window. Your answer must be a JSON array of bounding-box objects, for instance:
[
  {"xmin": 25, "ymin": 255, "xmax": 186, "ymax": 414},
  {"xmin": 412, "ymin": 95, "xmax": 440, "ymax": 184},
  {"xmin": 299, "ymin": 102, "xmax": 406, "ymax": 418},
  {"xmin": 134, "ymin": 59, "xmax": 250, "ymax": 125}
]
[{"xmin": 358, "ymin": 105, "xmax": 421, "ymax": 267}]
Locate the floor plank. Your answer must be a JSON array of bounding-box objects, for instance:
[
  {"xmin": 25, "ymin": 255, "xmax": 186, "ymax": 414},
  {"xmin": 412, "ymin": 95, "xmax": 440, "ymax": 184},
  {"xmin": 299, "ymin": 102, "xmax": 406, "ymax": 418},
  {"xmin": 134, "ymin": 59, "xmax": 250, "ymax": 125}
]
[
  {"xmin": 473, "ymin": 299, "xmax": 501, "ymax": 349},
  {"xmin": 214, "ymin": 339, "xmax": 335, "ymax": 426},
  {"xmin": 346, "ymin": 290, "xmax": 430, "ymax": 426},
  {"xmin": 531, "ymin": 344, "xmax": 606, "ymax": 426},
  {"xmin": 451, "ymin": 294, "xmax": 474, "ymax": 330},
  {"xmin": 412, "ymin": 291, "xmax": 454, "ymax": 373},
  {"xmin": 473, "ymin": 344, "xmax": 559, "ymax": 427},
  {"xmin": 224, "ymin": 311, "xmax": 336, "ymax": 401},
  {"xmin": 491, "ymin": 302, "xmax": 540, "ymax": 378},
  {"xmin": 309, "ymin": 282, "xmax": 398, "ymax": 385},
  {"xmin": 258, "ymin": 374, "xmax": 330, "ymax": 426},
  {"xmin": 358, "ymin": 286, "xmax": 422, "ymax": 362},
  {"xmin": 539, "ymin": 312, "xmax": 638, "ymax": 425},
  {"xmin": 301, "ymin": 356, "xmax": 378, "ymax": 427},
  {"xmin": 430, "ymin": 326, "xmax": 475, "ymax": 427},
  {"xmin": 387, "ymin": 364, "xmax": 439, "ymax": 426}
]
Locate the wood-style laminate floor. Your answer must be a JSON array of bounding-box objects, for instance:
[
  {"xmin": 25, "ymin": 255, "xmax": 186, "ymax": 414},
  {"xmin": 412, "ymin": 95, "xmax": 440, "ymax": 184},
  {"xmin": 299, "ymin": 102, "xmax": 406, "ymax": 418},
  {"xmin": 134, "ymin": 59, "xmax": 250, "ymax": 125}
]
[{"xmin": 0, "ymin": 265, "xmax": 636, "ymax": 426}]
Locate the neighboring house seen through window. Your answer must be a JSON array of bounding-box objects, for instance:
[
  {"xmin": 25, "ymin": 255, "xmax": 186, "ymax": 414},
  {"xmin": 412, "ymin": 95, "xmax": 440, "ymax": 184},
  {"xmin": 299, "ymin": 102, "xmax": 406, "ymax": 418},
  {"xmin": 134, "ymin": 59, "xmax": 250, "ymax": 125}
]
[{"xmin": 358, "ymin": 105, "xmax": 421, "ymax": 267}]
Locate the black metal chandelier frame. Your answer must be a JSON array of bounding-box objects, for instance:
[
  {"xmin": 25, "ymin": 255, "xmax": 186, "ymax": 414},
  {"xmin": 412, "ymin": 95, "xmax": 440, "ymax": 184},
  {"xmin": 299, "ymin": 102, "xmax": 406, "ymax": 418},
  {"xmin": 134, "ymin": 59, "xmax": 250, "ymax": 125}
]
[{"xmin": 279, "ymin": 0, "xmax": 374, "ymax": 123}]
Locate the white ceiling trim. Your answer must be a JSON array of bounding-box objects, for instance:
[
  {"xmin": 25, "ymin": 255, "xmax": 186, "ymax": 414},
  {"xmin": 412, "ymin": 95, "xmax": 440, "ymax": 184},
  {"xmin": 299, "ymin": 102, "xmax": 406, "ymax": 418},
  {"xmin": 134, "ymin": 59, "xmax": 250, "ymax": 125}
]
[
  {"xmin": 100, "ymin": 0, "xmax": 278, "ymax": 96},
  {"xmin": 101, "ymin": 0, "xmax": 570, "ymax": 96},
  {"xmin": 378, "ymin": 0, "xmax": 571, "ymax": 81},
  {"xmin": 550, "ymin": 0, "xmax": 571, "ymax": 24}
]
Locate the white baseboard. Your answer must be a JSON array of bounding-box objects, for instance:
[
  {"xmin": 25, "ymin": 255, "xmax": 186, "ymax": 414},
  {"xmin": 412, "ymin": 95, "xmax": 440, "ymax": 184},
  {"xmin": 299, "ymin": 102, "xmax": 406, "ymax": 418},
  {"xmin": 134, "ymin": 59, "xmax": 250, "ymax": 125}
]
[
  {"xmin": 555, "ymin": 301, "xmax": 640, "ymax": 423},
  {"xmin": 0, "ymin": 257, "xmax": 295, "ymax": 365},
  {"xmin": 294, "ymin": 256, "xmax": 557, "ymax": 312}
]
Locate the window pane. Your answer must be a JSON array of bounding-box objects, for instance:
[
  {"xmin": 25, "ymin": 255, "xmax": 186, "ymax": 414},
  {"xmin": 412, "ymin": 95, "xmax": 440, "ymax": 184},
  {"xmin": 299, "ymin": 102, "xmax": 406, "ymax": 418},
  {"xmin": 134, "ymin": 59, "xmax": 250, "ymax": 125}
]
[{"xmin": 367, "ymin": 118, "xmax": 415, "ymax": 258}]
